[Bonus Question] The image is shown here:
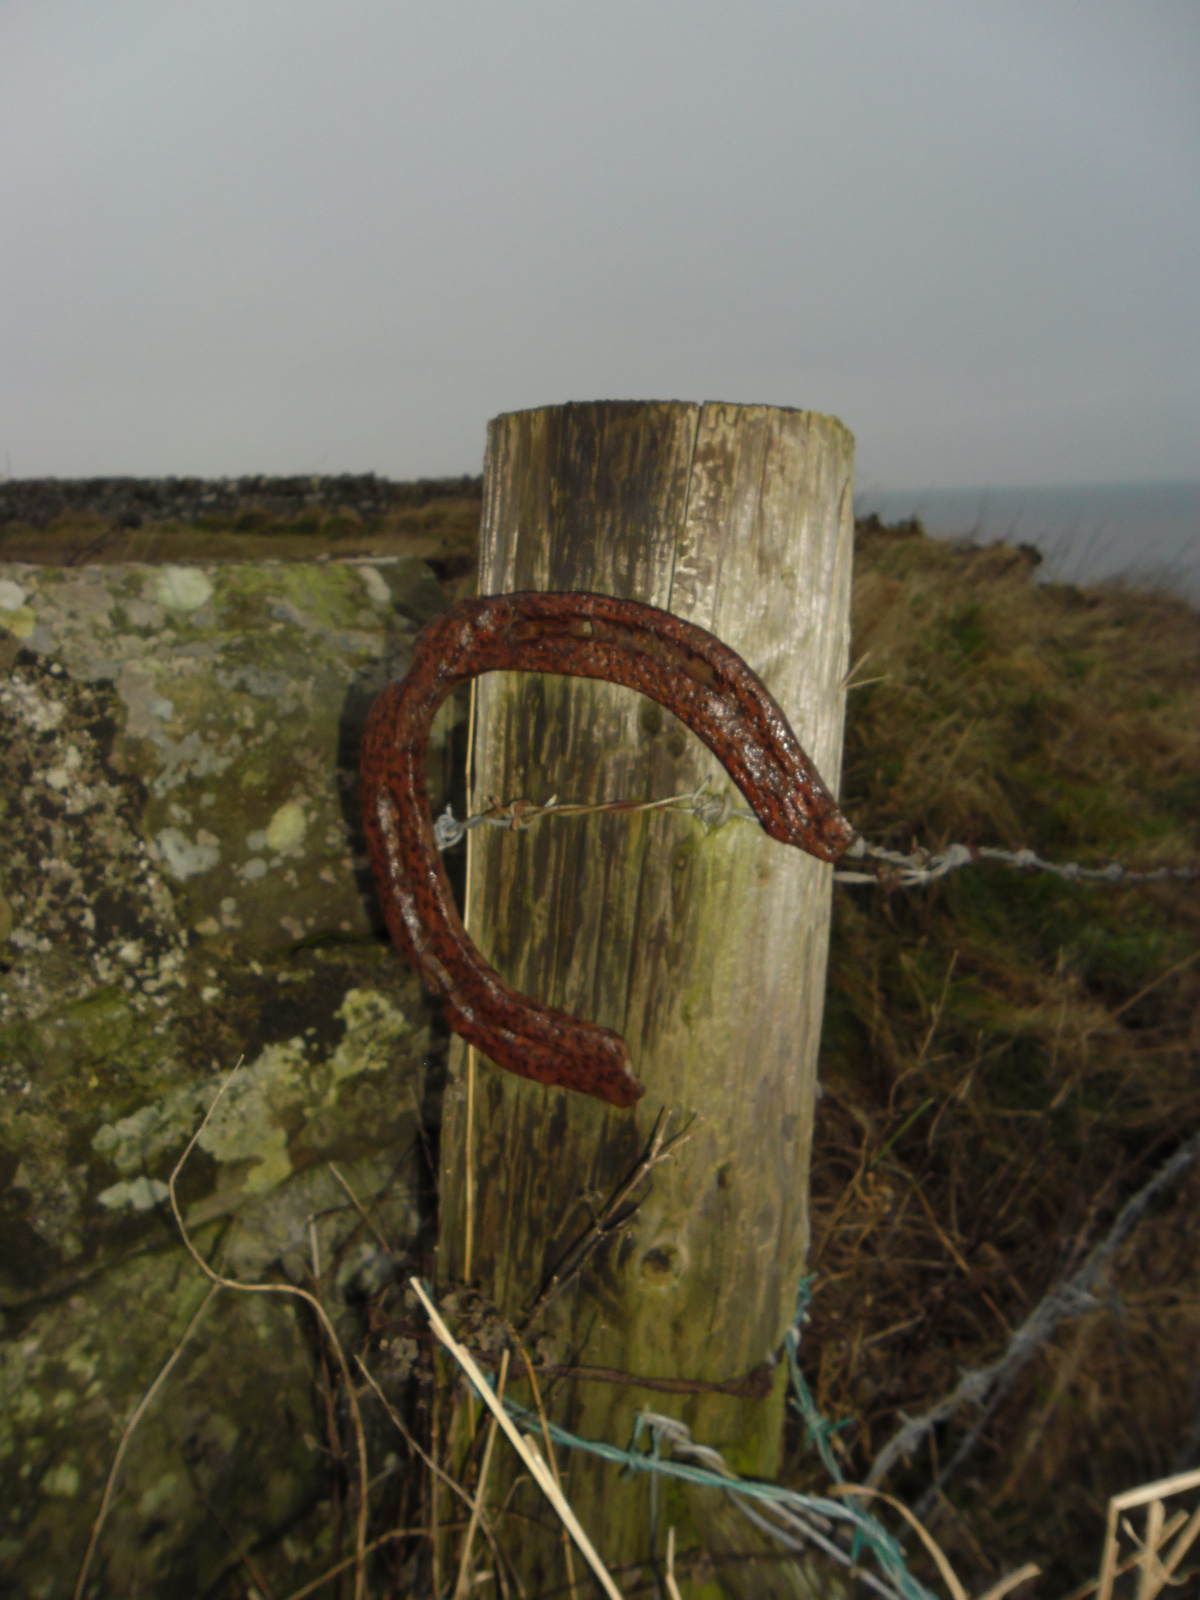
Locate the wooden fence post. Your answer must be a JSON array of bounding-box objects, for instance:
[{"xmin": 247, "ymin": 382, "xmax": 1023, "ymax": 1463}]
[{"xmin": 436, "ymin": 400, "xmax": 855, "ymax": 1593}]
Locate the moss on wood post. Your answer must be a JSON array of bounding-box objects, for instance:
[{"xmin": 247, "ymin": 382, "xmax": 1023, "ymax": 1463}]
[{"xmin": 437, "ymin": 400, "xmax": 854, "ymax": 1592}]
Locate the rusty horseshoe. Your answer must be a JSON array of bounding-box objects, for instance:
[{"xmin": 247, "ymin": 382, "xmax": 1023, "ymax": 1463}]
[{"xmin": 359, "ymin": 592, "xmax": 854, "ymax": 1108}]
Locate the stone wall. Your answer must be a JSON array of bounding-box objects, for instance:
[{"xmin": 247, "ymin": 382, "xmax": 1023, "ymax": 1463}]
[
  {"xmin": 0, "ymin": 473, "xmax": 483, "ymax": 531},
  {"xmin": 0, "ymin": 553, "xmax": 458, "ymax": 1594}
]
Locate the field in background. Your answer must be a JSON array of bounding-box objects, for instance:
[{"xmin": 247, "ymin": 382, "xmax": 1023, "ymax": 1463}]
[{"xmin": 0, "ymin": 473, "xmax": 483, "ymax": 590}]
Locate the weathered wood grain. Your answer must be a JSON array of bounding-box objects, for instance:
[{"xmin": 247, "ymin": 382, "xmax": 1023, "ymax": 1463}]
[{"xmin": 437, "ymin": 400, "xmax": 854, "ymax": 1592}]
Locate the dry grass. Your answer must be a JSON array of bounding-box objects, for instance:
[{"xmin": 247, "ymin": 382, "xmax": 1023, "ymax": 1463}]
[
  {"xmin": 0, "ymin": 493, "xmax": 484, "ymax": 577},
  {"xmin": 789, "ymin": 519, "xmax": 1200, "ymax": 1592},
  {"xmin": 86, "ymin": 1134, "xmax": 1200, "ymax": 1600},
  {"xmin": 64, "ymin": 506, "xmax": 1200, "ymax": 1595}
]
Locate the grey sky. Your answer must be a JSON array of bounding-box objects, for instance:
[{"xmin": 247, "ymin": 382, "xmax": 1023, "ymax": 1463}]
[{"xmin": 2, "ymin": 0, "xmax": 1197, "ymax": 489}]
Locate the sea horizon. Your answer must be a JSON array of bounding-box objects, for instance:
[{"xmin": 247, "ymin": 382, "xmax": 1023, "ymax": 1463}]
[
  {"xmin": 853, "ymin": 476, "xmax": 1200, "ymax": 606},
  {"xmin": 1, "ymin": 467, "xmax": 1195, "ymax": 609}
]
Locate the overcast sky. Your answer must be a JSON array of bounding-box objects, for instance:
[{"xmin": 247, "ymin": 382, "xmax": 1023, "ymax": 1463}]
[{"xmin": 2, "ymin": 0, "xmax": 1197, "ymax": 490}]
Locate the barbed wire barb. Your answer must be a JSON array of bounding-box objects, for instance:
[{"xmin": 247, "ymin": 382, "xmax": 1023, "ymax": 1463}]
[{"xmin": 430, "ymin": 791, "xmax": 1199, "ymax": 888}]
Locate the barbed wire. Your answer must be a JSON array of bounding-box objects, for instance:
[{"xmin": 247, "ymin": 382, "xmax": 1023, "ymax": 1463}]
[
  {"xmin": 430, "ymin": 785, "xmax": 1199, "ymax": 888},
  {"xmin": 835, "ymin": 836, "xmax": 1199, "ymax": 888},
  {"xmin": 418, "ymin": 1269, "xmax": 939, "ymax": 1598},
  {"xmin": 493, "ymin": 1350, "xmax": 938, "ymax": 1600},
  {"xmin": 452, "ymin": 1273, "xmax": 1009, "ymax": 1598}
]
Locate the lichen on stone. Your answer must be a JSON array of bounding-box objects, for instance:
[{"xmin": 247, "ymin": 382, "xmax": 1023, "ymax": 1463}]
[{"xmin": 1, "ymin": 555, "xmax": 455, "ymax": 1592}]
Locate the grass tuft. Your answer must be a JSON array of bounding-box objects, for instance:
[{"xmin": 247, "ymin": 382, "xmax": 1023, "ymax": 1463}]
[{"xmin": 791, "ymin": 517, "xmax": 1200, "ymax": 1590}]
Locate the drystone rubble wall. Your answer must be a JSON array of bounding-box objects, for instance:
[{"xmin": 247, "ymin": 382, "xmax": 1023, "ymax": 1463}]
[
  {"xmin": 0, "ymin": 552, "xmax": 454, "ymax": 1593},
  {"xmin": 0, "ymin": 472, "xmax": 483, "ymax": 531}
]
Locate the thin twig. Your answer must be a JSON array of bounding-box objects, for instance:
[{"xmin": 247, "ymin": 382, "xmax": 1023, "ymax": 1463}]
[
  {"xmin": 519, "ymin": 1110, "xmax": 698, "ymax": 1334},
  {"xmin": 309, "ymin": 1217, "xmax": 345, "ymax": 1567},
  {"xmin": 356, "ymin": 1356, "xmax": 509, "ymax": 1585},
  {"xmin": 431, "ymin": 1375, "xmax": 442, "ymax": 1598},
  {"xmin": 411, "ymin": 1277, "xmax": 625, "ymax": 1600},
  {"xmin": 664, "ymin": 1527, "xmax": 683, "ymax": 1600},
  {"xmin": 512, "ymin": 1330, "xmax": 578, "ymax": 1600},
  {"xmin": 1106, "ymin": 948, "xmax": 1200, "ymax": 1025},
  {"xmin": 887, "ymin": 951, "xmax": 958, "ymax": 1115},
  {"xmin": 327, "ymin": 1162, "xmax": 397, "ymax": 1261},
  {"xmin": 73, "ymin": 1282, "xmax": 221, "ymax": 1600},
  {"xmin": 279, "ymin": 1527, "xmax": 434, "ymax": 1600},
  {"xmin": 867, "ymin": 1121, "xmax": 1200, "ymax": 1502},
  {"xmin": 465, "ymin": 1045, "xmax": 477, "ymax": 1284},
  {"xmin": 386, "ymin": 1324, "xmax": 774, "ymax": 1396},
  {"xmin": 167, "ymin": 1062, "xmax": 371, "ymax": 1600},
  {"xmin": 1096, "ymin": 1467, "xmax": 1200, "ymax": 1600},
  {"xmin": 453, "ymin": 1348, "xmax": 510, "ymax": 1600},
  {"xmin": 193, "ymin": 1477, "xmax": 278, "ymax": 1599}
]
